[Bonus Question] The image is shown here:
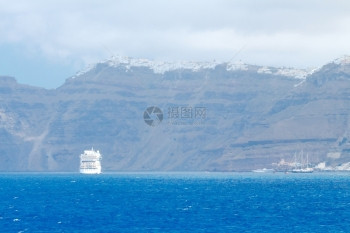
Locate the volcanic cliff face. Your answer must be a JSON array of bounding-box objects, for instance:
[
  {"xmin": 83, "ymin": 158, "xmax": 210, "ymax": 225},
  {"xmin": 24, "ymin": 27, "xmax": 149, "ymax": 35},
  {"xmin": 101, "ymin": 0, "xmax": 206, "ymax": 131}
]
[{"xmin": 1, "ymin": 56, "xmax": 350, "ymax": 171}]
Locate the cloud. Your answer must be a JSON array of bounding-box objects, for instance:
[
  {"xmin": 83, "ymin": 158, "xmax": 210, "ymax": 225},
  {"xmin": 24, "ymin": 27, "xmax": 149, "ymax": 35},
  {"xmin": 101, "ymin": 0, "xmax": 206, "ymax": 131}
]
[{"xmin": 1, "ymin": 0, "xmax": 350, "ymax": 70}]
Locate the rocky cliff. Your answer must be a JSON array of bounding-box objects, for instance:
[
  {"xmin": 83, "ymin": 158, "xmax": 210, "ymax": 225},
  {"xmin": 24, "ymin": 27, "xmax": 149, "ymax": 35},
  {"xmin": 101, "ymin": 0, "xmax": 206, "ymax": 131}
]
[{"xmin": 1, "ymin": 56, "xmax": 350, "ymax": 171}]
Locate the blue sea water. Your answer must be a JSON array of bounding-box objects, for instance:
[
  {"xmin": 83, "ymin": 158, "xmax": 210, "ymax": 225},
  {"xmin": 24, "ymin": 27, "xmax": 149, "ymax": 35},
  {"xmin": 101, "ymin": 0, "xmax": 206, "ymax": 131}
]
[{"xmin": 1, "ymin": 172, "xmax": 350, "ymax": 232}]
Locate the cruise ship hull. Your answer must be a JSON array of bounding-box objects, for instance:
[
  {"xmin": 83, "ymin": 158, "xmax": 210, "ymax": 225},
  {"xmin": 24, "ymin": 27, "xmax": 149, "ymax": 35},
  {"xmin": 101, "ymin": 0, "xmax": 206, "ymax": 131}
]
[{"xmin": 79, "ymin": 168, "xmax": 102, "ymax": 174}]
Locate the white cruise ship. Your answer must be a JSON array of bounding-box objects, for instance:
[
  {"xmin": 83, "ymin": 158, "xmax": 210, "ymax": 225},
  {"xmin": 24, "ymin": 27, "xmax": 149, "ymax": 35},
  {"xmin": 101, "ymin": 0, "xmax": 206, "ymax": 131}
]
[{"xmin": 79, "ymin": 148, "xmax": 102, "ymax": 174}]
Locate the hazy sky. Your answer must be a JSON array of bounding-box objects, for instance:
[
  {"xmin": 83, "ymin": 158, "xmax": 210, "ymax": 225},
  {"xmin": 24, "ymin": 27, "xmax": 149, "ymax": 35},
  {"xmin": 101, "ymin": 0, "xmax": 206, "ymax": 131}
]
[{"xmin": 1, "ymin": 0, "xmax": 350, "ymax": 88}]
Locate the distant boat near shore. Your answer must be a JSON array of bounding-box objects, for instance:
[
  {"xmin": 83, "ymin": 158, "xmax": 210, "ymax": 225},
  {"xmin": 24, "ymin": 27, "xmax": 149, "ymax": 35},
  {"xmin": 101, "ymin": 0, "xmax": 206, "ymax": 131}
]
[
  {"xmin": 291, "ymin": 151, "xmax": 313, "ymax": 173},
  {"xmin": 252, "ymin": 168, "xmax": 275, "ymax": 173},
  {"xmin": 291, "ymin": 167, "xmax": 314, "ymax": 173}
]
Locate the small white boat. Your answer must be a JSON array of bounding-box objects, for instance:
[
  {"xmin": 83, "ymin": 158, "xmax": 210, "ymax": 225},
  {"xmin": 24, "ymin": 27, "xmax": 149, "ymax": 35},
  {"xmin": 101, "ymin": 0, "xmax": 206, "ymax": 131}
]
[
  {"xmin": 291, "ymin": 167, "xmax": 314, "ymax": 173},
  {"xmin": 252, "ymin": 168, "xmax": 274, "ymax": 173},
  {"xmin": 291, "ymin": 151, "xmax": 313, "ymax": 173}
]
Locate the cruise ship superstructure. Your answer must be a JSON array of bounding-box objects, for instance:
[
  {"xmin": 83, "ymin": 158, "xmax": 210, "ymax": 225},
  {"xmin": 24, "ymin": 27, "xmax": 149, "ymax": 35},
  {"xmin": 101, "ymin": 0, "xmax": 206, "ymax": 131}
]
[{"xmin": 79, "ymin": 148, "xmax": 102, "ymax": 174}]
